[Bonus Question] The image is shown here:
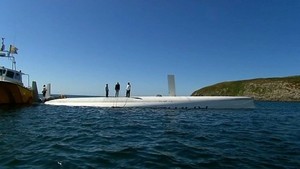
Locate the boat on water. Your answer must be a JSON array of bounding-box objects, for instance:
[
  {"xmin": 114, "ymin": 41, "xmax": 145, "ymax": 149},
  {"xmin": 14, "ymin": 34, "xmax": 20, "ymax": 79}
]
[
  {"xmin": 45, "ymin": 96, "xmax": 255, "ymax": 109},
  {"xmin": 45, "ymin": 75, "xmax": 255, "ymax": 109},
  {"xmin": 0, "ymin": 38, "xmax": 38, "ymax": 105}
]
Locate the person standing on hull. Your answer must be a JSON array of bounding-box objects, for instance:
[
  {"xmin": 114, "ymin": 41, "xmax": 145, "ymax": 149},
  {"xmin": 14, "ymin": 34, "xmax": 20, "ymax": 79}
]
[
  {"xmin": 115, "ymin": 82, "xmax": 120, "ymax": 97},
  {"xmin": 105, "ymin": 84, "xmax": 109, "ymax": 97},
  {"xmin": 42, "ymin": 85, "xmax": 47, "ymax": 98},
  {"xmin": 126, "ymin": 82, "xmax": 131, "ymax": 97}
]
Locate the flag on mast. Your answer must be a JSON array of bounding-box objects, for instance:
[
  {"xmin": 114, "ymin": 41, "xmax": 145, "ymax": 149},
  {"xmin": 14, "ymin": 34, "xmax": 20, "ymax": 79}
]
[{"xmin": 9, "ymin": 45, "xmax": 18, "ymax": 54}]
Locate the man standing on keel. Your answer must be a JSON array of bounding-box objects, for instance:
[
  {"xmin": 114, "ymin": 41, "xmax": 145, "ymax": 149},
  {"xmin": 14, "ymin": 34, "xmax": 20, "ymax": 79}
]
[{"xmin": 126, "ymin": 82, "xmax": 131, "ymax": 97}]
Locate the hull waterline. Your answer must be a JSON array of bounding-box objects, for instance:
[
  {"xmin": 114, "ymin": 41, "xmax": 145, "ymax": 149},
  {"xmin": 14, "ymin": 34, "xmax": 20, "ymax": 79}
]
[
  {"xmin": 0, "ymin": 81, "xmax": 33, "ymax": 105},
  {"xmin": 45, "ymin": 96, "xmax": 255, "ymax": 109}
]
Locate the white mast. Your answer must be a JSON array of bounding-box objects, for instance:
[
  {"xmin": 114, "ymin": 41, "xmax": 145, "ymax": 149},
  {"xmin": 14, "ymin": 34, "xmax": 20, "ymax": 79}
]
[{"xmin": 0, "ymin": 37, "xmax": 18, "ymax": 70}]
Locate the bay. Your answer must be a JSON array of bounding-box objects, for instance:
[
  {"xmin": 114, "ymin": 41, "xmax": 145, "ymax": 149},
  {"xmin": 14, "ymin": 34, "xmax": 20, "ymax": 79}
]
[{"xmin": 0, "ymin": 101, "xmax": 299, "ymax": 168}]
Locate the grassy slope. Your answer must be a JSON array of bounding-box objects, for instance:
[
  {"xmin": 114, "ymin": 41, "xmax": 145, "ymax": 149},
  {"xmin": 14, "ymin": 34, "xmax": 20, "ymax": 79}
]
[{"xmin": 192, "ymin": 76, "xmax": 300, "ymax": 101}]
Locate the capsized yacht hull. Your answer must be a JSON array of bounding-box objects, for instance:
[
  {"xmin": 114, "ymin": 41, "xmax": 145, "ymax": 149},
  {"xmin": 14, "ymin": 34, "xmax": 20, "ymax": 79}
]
[
  {"xmin": 0, "ymin": 81, "xmax": 33, "ymax": 104},
  {"xmin": 45, "ymin": 96, "xmax": 255, "ymax": 109}
]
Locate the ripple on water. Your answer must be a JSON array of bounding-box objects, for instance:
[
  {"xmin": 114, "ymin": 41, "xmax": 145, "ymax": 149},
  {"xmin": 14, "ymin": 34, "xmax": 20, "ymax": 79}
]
[{"xmin": 0, "ymin": 103, "xmax": 300, "ymax": 168}]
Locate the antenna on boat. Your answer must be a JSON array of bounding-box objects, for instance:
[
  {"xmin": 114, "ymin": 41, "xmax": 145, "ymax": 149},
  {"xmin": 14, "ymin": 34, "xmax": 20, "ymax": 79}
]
[
  {"xmin": 1, "ymin": 38, "xmax": 5, "ymax": 51},
  {"xmin": 0, "ymin": 38, "xmax": 19, "ymax": 70}
]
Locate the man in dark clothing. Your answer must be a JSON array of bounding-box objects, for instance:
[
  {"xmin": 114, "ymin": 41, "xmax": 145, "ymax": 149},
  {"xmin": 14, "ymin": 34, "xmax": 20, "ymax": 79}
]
[
  {"xmin": 115, "ymin": 82, "xmax": 120, "ymax": 97},
  {"xmin": 42, "ymin": 85, "xmax": 47, "ymax": 97},
  {"xmin": 105, "ymin": 84, "xmax": 109, "ymax": 97}
]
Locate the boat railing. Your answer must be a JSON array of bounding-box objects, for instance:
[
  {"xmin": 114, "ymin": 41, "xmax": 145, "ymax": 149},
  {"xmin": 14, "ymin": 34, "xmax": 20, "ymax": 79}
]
[
  {"xmin": 0, "ymin": 38, "xmax": 31, "ymax": 88},
  {"xmin": 22, "ymin": 73, "xmax": 31, "ymax": 88}
]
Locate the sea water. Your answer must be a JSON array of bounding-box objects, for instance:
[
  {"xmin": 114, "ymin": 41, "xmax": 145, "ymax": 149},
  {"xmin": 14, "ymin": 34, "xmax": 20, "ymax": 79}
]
[{"xmin": 0, "ymin": 101, "xmax": 299, "ymax": 169}]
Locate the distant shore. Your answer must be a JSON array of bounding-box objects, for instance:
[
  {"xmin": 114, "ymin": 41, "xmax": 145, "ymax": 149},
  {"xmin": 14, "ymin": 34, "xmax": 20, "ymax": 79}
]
[{"xmin": 192, "ymin": 75, "xmax": 300, "ymax": 102}]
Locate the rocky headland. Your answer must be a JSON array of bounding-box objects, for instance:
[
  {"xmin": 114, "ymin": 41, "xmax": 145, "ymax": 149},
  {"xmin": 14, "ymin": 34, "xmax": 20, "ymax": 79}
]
[{"xmin": 192, "ymin": 76, "xmax": 300, "ymax": 101}]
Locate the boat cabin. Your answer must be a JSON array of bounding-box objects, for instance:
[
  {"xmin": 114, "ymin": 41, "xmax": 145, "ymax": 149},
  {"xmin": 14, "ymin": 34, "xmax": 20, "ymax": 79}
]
[
  {"xmin": 0, "ymin": 66, "xmax": 24, "ymax": 86},
  {"xmin": 0, "ymin": 38, "xmax": 29, "ymax": 87}
]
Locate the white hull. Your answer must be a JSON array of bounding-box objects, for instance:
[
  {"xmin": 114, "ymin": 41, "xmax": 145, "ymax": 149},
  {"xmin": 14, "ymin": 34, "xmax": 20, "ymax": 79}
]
[{"xmin": 45, "ymin": 96, "xmax": 255, "ymax": 109}]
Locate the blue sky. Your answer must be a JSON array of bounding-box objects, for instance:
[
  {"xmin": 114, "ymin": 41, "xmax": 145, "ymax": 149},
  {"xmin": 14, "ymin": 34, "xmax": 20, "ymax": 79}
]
[{"xmin": 1, "ymin": 0, "xmax": 299, "ymax": 96}]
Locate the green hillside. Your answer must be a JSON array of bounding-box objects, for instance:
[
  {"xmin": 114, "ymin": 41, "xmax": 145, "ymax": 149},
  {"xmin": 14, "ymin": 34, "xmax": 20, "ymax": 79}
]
[{"xmin": 192, "ymin": 76, "xmax": 300, "ymax": 101}]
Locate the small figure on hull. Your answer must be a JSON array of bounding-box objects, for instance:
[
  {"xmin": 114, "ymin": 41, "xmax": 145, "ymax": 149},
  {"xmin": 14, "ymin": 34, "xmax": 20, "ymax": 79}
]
[
  {"xmin": 105, "ymin": 84, "xmax": 109, "ymax": 97},
  {"xmin": 115, "ymin": 82, "xmax": 120, "ymax": 97},
  {"xmin": 42, "ymin": 85, "xmax": 47, "ymax": 98},
  {"xmin": 126, "ymin": 82, "xmax": 131, "ymax": 97}
]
